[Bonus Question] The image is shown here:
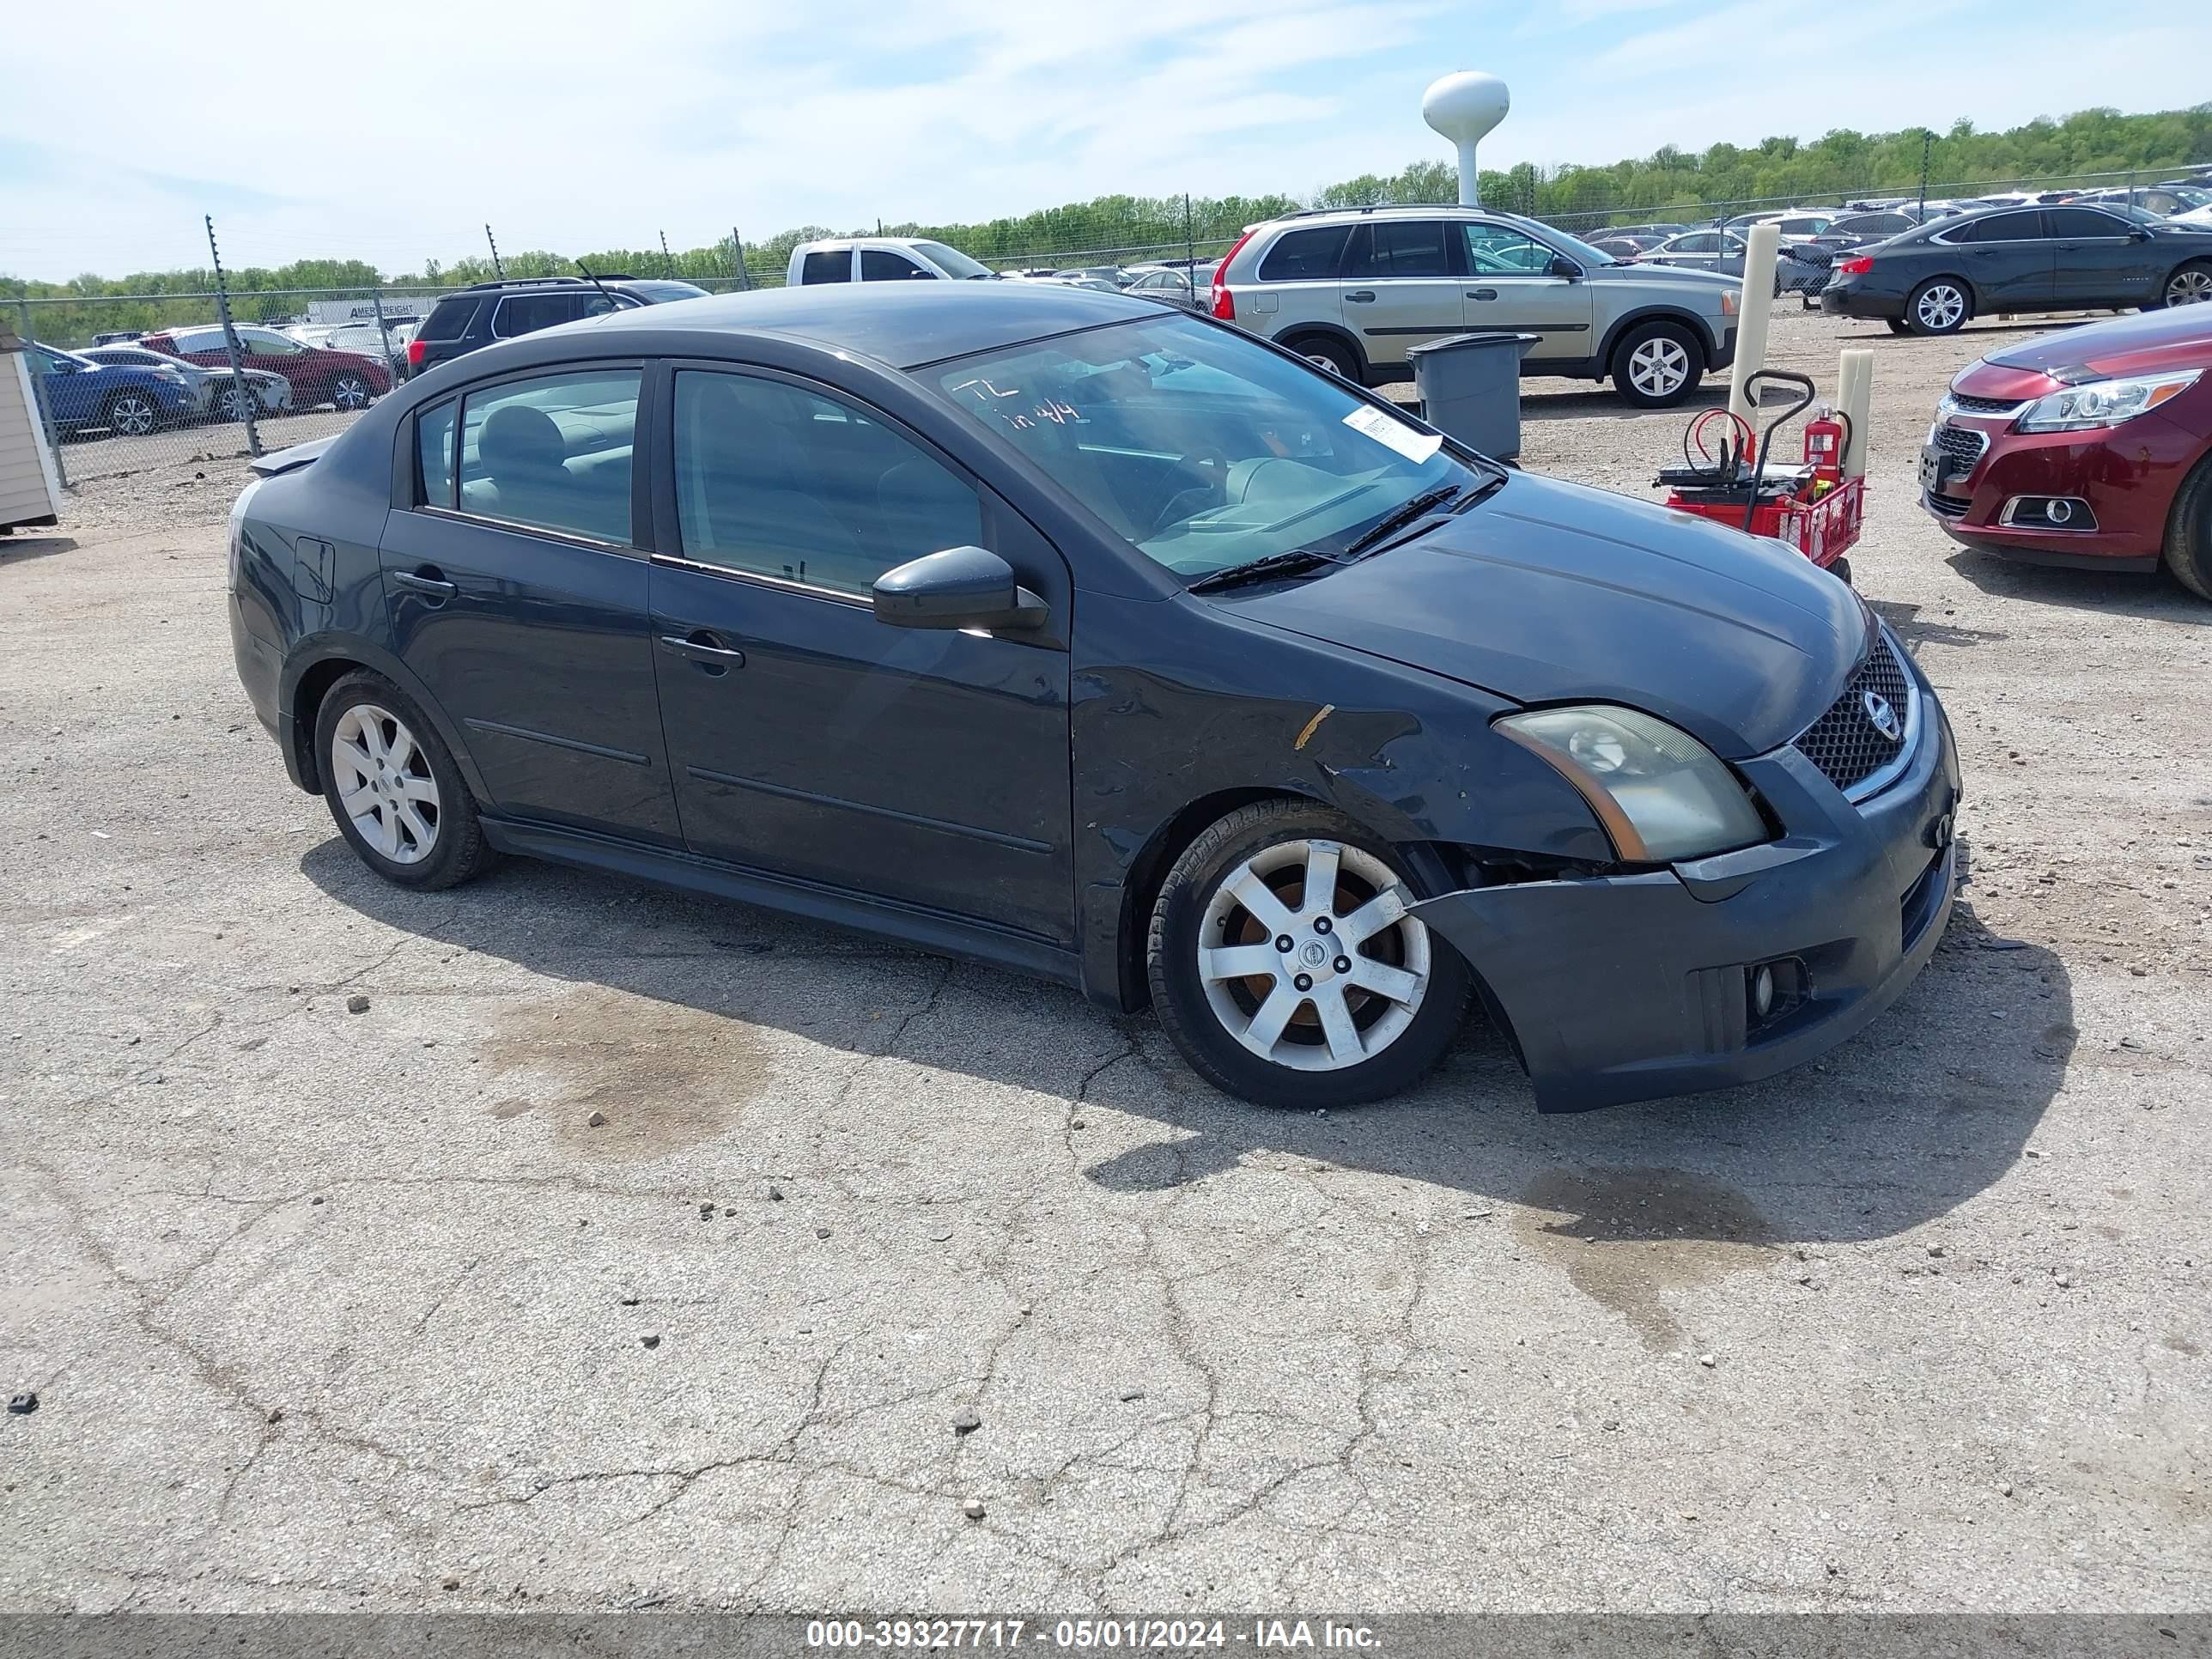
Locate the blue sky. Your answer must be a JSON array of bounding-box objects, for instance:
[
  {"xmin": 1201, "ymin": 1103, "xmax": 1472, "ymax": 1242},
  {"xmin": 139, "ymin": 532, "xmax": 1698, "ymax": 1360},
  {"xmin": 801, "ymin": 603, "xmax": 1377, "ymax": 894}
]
[{"xmin": 3, "ymin": 0, "xmax": 2207, "ymax": 278}]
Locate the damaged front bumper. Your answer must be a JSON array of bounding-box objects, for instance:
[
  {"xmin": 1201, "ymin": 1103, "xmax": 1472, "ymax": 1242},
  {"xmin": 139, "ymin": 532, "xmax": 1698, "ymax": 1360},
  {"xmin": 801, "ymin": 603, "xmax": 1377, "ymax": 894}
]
[{"xmin": 1413, "ymin": 668, "xmax": 1961, "ymax": 1112}]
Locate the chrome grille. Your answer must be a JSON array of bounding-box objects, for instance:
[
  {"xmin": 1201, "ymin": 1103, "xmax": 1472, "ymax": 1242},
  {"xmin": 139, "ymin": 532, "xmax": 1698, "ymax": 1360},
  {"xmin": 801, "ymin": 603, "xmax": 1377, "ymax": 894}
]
[
  {"xmin": 1942, "ymin": 391, "xmax": 2023, "ymax": 416},
  {"xmin": 1932, "ymin": 423, "xmax": 1988, "ymax": 465},
  {"xmin": 1793, "ymin": 631, "xmax": 1918, "ymax": 801}
]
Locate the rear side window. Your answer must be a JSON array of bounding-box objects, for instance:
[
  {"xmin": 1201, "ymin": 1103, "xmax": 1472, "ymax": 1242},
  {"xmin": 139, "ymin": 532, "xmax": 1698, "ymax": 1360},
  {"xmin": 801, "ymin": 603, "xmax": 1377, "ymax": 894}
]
[
  {"xmin": 456, "ymin": 371, "xmax": 640, "ymax": 544},
  {"xmin": 493, "ymin": 294, "xmax": 575, "ymax": 337},
  {"xmin": 1954, "ymin": 211, "xmax": 2042, "ymax": 242},
  {"xmin": 416, "ymin": 398, "xmax": 457, "ymax": 507},
  {"xmin": 801, "ymin": 250, "xmax": 852, "ymax": 284},
  {"xmin": 1346, "ymin": 221, "xmax": 1455, "ymax": 279},
  {"xmin": 860, "ymin": 248, "xmax": 931, "ymax": 280},
  {"xmin": 418, "ymin": 298, "xmax": 481, "ymax": 340},
  {"xmin": 1255, "ymin": 226, "xmax": 1349, "ymax": 282}
]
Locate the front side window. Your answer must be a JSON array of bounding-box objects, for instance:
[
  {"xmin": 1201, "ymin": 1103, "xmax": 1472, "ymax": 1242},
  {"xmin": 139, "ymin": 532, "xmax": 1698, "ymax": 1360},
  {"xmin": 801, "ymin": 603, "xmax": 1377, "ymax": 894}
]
[
  {"xmin": 2046, "ymin": 208, "xmax": 2128, "ymax": 239},
  {"xmin": 909, "ymin": 241, "xmax": 994, "ymax": 280},
  {"xmin": 801, "ymin": 249, "xmax": 852, "ymax": 284},
  {"xmin": 1255, "ymin": 226, "xmax": 1350, "ymax": 283},
  {"xmin": 931, "ymin": 313, "xmax": 1496, "ymax": 583},
  {"xmin": 1347, "ymin": 221, "xmax": 1454, "ymax": 279},
  {"xmin": 243, "ymin": 331, "xmax": 304, "ymax": 356},
  {"xmin": 494, "ymin": 294, "xmax": 575, "ymax": 337},
  {"xmin": 673, "ymin": 371, "xmax": 981, "ymax": 598},
  {"xmin": 1673, "ymin": 233, "xmax": 1717, "ymax": 254},
  {"xmin": 455, "ymin": 370, "xmax": 639, "ymax": 544},
  {"xmin": 861, "ymin": 248, "xmax": 930, "ymax": 281},
  {"xmin": 1462, "ymin": 222, "xmax": 1554, "ymax": 273}
]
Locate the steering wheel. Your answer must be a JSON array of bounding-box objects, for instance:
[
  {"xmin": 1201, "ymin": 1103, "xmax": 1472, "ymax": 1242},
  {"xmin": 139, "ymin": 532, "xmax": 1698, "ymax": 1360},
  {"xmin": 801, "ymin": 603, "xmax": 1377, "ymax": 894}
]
[{"xmin": 1147, "ymin": 446, "xmax": 1230, "ymax": 537}]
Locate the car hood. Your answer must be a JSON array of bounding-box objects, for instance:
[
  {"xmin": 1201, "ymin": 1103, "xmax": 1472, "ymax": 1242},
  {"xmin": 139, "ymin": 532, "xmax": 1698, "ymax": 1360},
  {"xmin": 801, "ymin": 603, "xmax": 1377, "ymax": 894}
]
[
  {"xmin": 1583, "ymin": 262, "xmax": 1736, "ymax": 294},
  {"xmin": 1219, "ymin": 474, "xmax": 1863, "ymax": 758},
  {"xmin": 1967, "ymin": 305, "xmax": 2212, "ymax": 388}
]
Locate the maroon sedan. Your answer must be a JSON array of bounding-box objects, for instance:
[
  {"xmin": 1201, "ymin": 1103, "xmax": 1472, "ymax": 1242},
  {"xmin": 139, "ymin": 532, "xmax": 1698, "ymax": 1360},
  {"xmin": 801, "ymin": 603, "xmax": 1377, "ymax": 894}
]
[
  {"xmin": 1920, "ymin": 304, "xmax": 2212, "ymax": 598},
  {"xmin": 140, "ymin": 324, "xmax": 392, "ymax": 413}
]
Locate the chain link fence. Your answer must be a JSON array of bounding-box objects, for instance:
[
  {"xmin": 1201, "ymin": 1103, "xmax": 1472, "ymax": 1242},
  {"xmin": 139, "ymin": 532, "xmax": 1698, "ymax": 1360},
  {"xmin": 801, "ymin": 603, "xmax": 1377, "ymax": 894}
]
[{"xmin": 15, "ymin": 162, "xmax": 2204, "ymax": 502}]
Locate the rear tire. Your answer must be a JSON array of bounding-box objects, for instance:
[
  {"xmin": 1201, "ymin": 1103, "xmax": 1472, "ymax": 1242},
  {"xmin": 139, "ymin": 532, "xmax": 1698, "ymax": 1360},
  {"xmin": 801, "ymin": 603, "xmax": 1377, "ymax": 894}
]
[
  {"xmin": 1905, "ymin": 279, "xmax": 1971, "ymax": 335},
  {"xmin": 313, "ymin": 671, "xmax": 493, "ymax": 890},
  {"xmin": 103, "ymin": 391, "xmax": 160, "ymax": 436},
  {"xmin": 1610, "ymin": 320, "xmax": 1704, "ymax": 408},
  {"xmin": 2162, "ymin": 453, "xmax": 2212, "ymax": 602},
  {"xmin": 330, "ymin": 371, "xmax": 374, "ymax": 412},
  {"xmin": 1146, "ymin": 799, "xmax": 1469, "ymax": 1109},
  {"xmin": 1283, "ymin": 333, "xmax": 1359, "ymax": 380}
]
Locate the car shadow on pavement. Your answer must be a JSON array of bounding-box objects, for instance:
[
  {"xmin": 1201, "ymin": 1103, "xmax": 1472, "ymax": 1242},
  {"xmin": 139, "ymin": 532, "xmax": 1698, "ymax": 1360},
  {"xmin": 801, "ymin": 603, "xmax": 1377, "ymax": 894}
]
[
  {"xmin": 302, "ymin": 828, "xmax": 2069, "ymax": 1254},
  {"xmin": 1867, "ymin": 598, "xmax": 2008, "ymax": 651},
  {"xmin": 1945, "ymin": 549, "xmax": 2209, "ymax": 624}
]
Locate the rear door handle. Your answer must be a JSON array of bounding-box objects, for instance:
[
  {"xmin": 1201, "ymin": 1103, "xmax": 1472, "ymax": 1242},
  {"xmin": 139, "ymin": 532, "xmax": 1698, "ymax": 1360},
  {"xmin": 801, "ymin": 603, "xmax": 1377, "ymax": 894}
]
[
  {"xmin": 392, "ymin": 568, "xmax": 457, "ymax": 599},
  {"xmin": 1466, "ymin": 288, "xmax": 1498, "ymax": 301},
  {"xmin": 1344, "ymin": 289, "xmax": 1376, "ymax": 303},
  {"xmin": 659, "ymin": 630, "xmax": 746, "ymax": 673}
]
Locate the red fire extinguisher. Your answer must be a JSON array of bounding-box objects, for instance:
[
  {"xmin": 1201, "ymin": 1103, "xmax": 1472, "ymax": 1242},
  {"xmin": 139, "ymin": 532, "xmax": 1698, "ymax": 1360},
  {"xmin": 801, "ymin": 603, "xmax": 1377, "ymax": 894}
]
[{"xmin": 1804, "ymin": 402, "xmax": 1846, "ymax": 486}]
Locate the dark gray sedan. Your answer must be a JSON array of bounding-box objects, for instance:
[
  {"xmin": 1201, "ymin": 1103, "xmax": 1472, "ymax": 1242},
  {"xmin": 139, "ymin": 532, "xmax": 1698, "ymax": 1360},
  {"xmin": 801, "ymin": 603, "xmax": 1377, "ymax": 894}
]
[
  {"xmin": 1823, "ymin": 204, "xmax": 2212, "ymax": 333},
  {"xmin": 227, "ymin": 283, "xmax": 1959, "ymax": 1111}
]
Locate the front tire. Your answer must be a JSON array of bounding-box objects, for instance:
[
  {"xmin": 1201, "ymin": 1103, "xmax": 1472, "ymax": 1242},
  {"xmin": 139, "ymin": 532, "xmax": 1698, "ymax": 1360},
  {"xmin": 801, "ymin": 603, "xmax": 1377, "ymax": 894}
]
[
  {"xmin": 2160, "ymin": 260, "xmax": 2212, "ymax": 309},
  {"xmin": 1905, "ymin": 279, "xmax": 1971, "ymax": 336},
  {"xmin": 215, "ymin": 381, "xmax": 256, "ymax": 423},
  {"xmin": 1146, "ymin": 800, "xmax": 1469, "ymax": 1109},
  {"xmin": 313, "ymin": 672, "xmax": 493, "ymax": 890},
  {"xmin": 1887, "ymin": 318, "xmax": 1911, "ymax": 335},
  {"xmin": 2163, "ymin": 453, "xmax": 2212, "ymax": 602},
  {"xmin": 1610, "ymin": 320, "xmax": 1704, "ymax": 408},
  {"xmin": 330, "ymin": 372, "xmax": 374, "ymax": 412}
]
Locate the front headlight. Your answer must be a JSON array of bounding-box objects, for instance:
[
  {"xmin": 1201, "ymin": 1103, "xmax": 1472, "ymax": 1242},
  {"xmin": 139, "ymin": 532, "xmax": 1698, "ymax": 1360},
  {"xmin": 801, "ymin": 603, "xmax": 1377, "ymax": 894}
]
[
  {"xmin": 2016, "ymin": 370, "xmax": 2198, "ymax": 433},
  {"xmin": 1495, "ymin": 705, "xmax": 1767, "ymax": 863}
]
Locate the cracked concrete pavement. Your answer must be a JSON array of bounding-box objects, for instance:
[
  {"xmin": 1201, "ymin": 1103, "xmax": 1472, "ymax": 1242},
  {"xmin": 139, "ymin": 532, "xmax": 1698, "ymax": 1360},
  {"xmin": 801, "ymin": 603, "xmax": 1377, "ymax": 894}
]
[{"xmin": 1, "ymin": 309, "xmax": 2207, "ymax": 1614}]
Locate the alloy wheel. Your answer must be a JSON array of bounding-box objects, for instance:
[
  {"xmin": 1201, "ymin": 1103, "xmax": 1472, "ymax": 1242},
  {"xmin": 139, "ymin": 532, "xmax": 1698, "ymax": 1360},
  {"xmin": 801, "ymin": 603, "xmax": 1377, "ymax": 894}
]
[
  {"xmin": 1916, "ymin": 284, "xmax": 1966, "ymax": 331},
  {"xmin": 217, "ymin": 384, "xmax": 253, "ymax": 422},
  {"xmin": 2167, "ymin": 268, "xmax": 2212, "ymax": 307},
  {"xmin": 1628, "ymin": 337, "xmax": 1690, "ymax": 399},
  {"xmin": 1196, "ymin": 838, "xmax": 1431, "ymax": 1072},
  {"xmin": 110, "ymin": 396, "xmax": 156, "ymax": 436},
  {"xmin": 1304, "ymin": 351, "xmax": 1345, "ymax": 377},
  {"xmin": 329, "ymin": 703, "xmax": 440, "ymax": 866},
  {"xmin": 332, "ymin": 374, "xmax": 372, "ymax": 410}
]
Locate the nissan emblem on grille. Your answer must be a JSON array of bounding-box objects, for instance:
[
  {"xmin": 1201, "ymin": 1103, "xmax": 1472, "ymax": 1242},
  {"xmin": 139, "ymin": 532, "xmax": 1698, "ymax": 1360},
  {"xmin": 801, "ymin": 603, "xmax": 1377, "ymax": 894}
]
[{"xmin": 1792, "ymin": 633, "xmax": 1916, "ymax": 797}]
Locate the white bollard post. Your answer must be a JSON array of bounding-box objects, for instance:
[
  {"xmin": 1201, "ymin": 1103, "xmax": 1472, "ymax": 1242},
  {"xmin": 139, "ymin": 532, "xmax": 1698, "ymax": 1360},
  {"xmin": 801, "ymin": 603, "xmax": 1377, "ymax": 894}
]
[
  {"xmin": 1841, "ymin": 347, "xmax": 1875, "ymax": 480},
  {"xmin": 1727, "ymin": 221, "xmax": 1781, "ymax": 453}
]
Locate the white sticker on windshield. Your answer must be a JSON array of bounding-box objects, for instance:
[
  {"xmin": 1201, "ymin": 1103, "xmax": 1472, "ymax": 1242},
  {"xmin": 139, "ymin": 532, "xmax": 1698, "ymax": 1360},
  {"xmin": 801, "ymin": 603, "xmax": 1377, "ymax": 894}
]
[{"xmin": 1341, "ymin": 403, "xmax": 1443, "ymax": 464}]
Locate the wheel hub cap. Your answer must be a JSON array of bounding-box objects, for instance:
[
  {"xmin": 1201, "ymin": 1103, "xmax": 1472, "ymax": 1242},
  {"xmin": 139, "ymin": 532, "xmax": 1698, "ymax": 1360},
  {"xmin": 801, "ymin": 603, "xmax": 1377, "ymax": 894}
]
[{"xmin": 330, "ymin": 702, "xmax": 439, "ymax": 866}]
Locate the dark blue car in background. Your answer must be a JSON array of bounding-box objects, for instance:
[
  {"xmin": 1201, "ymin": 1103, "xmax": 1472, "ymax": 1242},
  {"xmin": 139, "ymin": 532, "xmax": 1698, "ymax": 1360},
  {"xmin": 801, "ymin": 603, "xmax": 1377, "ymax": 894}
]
[
  {"xmin": 227, "ymin": 283, "xmax": 1960, "ymax": 1113},
  {"xmin": 29, "ymin": 342, "xmax": 203, "ymax": 437}
]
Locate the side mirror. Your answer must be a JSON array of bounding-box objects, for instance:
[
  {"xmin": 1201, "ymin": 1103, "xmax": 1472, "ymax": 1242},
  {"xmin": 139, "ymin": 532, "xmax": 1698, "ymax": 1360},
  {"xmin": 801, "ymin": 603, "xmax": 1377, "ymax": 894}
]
[
  {"xmin": 872, "ymin": 545, "xmax": 1048, "ymax": 631},
  {"xmin": 2129, "ymin": 228, "xmax": 2153, "ymax": 242},
  {"xmin": 1547, "ymin": 254, "xmax": 1583, "ymax": 280}
]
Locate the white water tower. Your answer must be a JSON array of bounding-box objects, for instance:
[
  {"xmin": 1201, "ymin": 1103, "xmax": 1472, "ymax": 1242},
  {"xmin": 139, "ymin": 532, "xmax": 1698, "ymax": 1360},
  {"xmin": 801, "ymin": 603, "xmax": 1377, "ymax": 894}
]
[{"xmin": 1423, "ymin": 72, "xmax": 1510, "ymax": 206}]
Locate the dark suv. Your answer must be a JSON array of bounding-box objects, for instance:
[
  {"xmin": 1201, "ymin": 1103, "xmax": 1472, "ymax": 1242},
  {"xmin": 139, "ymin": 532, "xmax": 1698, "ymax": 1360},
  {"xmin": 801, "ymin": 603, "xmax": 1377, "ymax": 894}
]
[{"xmin": 405, "ymin": 275, "xmax": 709, "ymax": 374}]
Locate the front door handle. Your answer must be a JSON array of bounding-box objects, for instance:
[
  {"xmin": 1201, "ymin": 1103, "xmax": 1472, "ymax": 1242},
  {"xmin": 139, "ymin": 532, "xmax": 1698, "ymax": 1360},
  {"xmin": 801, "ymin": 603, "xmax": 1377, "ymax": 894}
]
[
  {"xmin": 392, "ymin": 568, "xmax": 457, "ymax": 599},
  {"xmin": 1467, "ymin": 288, "xmax": 1498, "ymax": 301},
  {"xmin": 1344, "ymin": 289, "xmax": 1376, "ymax": 303},
  {"xmin": 659, "ymin": 630, "xmax": 746, "ymax": 673}
]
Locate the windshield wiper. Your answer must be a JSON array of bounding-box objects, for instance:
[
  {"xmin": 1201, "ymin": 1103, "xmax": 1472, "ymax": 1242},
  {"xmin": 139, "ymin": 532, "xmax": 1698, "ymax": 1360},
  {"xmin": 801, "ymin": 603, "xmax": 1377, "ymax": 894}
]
[
  {"xmin": 1186, "ymin": 548, "xmax": 1344, "ymax": 593},
  {"xmin": 1340, "ymin": 474, "xmax": 1510, "ymax": 562}
]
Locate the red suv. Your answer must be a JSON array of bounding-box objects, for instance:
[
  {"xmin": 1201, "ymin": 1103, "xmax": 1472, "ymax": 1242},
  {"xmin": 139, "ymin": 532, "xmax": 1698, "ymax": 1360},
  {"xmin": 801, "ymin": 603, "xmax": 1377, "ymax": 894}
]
[
  {"xmin": 1920, "ymin": 304, "xmax": 2212, "ymax": 597},
  {"xmin": 140, "ymin": 325, "xmax": 392, "ymax": 412}
]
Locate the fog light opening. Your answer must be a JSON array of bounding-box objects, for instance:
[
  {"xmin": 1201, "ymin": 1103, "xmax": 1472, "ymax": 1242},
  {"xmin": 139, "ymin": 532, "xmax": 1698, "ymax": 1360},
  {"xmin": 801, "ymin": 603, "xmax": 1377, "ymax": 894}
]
[{"xmin": 1747, "ymin": 957, "xmax": 1810, "ymax": 1029}]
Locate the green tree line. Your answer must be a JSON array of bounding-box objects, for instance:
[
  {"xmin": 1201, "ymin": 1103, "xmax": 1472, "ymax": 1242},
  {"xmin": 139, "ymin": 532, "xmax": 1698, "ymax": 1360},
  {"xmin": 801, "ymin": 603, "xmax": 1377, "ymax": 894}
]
[{"xmin": 9, "ymin": 103, "xmax": 2207, "ymax": 345}]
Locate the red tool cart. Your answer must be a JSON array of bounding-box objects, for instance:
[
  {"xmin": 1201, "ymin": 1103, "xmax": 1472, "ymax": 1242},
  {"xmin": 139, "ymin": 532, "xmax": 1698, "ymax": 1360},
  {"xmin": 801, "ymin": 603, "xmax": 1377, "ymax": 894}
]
[{"xmin": 1654, "ymin": 369, "xmax": 1864, "ymax": 584}]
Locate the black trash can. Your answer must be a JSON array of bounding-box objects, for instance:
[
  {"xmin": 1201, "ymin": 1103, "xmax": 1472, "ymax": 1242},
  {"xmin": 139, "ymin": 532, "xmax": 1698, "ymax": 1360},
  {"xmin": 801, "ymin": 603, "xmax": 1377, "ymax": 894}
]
[{"xmin": 1406, "ymin": 331, "xmax": 1539, "ymax": 461}]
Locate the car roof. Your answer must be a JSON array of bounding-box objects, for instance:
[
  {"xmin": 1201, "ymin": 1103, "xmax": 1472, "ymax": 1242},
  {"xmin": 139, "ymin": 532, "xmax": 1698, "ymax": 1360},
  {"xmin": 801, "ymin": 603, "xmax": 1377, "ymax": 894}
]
[{"xmin": 577, "ymin": 281, "xmax": 1153, "ymax": 370}]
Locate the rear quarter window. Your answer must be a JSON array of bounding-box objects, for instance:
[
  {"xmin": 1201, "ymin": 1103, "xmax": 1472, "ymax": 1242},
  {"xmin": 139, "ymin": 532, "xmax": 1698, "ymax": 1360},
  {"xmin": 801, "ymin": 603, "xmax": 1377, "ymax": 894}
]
[
  {"xmin": 418, "ymin": 298, "xmax": 482, "ymax": 341},
  {"xmin": 1255, "ymin": 227, "xmax": 1350, "ymax": 282}
]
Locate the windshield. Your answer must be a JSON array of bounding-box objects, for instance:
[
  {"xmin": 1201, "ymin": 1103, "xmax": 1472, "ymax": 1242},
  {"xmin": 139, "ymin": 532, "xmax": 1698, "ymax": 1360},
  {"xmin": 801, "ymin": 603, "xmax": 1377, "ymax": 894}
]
[
  {"xmin": 627, "ymin": 280, "xmax": 711, "ymax": 301},
  {"xmin": 912, "ymin": 240, "xmax": 996, "ymax": 280},
  {"xmin": 930, "ymin": 314, "xmax": 1495, "ymax": 580}
]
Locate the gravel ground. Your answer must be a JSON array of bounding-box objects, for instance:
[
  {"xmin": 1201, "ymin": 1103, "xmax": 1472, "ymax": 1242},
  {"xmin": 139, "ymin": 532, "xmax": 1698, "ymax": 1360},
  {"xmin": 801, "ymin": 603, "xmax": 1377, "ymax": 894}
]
[{"xmin": 2, "ymin": 307, "xmax": 2207, "ymax": 1617}]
